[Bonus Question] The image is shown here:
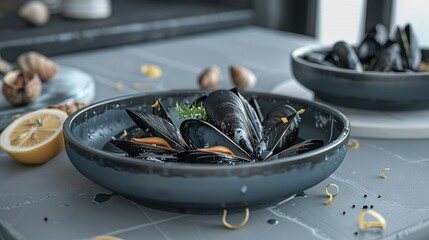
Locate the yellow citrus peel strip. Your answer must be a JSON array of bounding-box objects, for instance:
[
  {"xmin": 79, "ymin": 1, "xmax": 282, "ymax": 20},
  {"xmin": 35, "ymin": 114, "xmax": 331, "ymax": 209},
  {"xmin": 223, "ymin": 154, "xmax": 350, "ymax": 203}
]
[
  {"xmin": 380, "ymin": 168, "xmax": 390, "ymax": 179},
  {"xmin": 120, "ymin": 130, "xmax": 127, "ymax": 138},
  {"xmin": 141, "ymin": 64, "xmax": 162, "ymax": 79},
  {"xmin": 297, "ymin": 109, "xmax": 305, "ymax": 115},
  {"xmin": 222, "ymin": 208, "xmax": 250, "ymax": 229},
  {"xmin": 348, "ymin": 139, "xmax": 359, "ymax": 150},
  {"xmin": 151, "ymin": 100, "xmax": 160, "ymax": 108},
  {"xmin": 281, "ymin": 117, "xmax": 288, "ymax": 123},
  {"xmin": 325, "ymin": 183, "xmax": 339, "ymax": 205},
  {"xmin": 358, "ymin": 210, "xmax": 387, "ymax": 231}
]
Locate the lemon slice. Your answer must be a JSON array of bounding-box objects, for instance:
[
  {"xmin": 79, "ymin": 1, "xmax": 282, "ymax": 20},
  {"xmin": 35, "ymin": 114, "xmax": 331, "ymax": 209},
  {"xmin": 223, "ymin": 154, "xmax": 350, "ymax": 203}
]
[{"xmin": 0, "ymin": 109, "xmax": 68, "ymax": 164}]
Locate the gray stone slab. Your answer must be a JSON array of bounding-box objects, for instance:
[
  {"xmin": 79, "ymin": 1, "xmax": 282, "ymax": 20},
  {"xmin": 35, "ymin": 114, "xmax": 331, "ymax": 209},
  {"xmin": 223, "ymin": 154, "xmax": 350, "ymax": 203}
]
[{"xmin": 1, "ymin": 27, "xmax": 429, "ymax": 240}]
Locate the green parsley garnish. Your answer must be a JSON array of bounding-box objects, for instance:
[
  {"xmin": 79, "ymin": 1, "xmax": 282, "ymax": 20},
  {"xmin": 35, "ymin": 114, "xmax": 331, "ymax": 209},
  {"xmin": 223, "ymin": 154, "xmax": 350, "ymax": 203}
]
[{"xmin": 175, "ymin": 102, "xmax": 206, "ymax": 121}]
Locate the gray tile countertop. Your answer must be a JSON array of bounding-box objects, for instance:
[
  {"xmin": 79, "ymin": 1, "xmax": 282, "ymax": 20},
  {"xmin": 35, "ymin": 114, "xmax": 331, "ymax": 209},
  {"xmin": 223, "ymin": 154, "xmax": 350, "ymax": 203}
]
[{"xmin": 1, "ymin": 26, "xmax": 429, "ymax": 240}]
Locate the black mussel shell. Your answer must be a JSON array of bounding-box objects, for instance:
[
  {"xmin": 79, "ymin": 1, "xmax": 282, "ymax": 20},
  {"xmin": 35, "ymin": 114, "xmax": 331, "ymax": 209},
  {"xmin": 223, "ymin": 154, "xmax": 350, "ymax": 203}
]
[
  {"xmin": 395, "ymin": 24, "xmax": 421, "ymax": 70},
  {"xmin": 191, "ymin": 95, "xmax": 207, "ymax": 108},
  {"xmin": 265, "ymin": 139, "xmax": 324, "ymax": 161},
  {"xmin": 357, "ymin": 24, "xmax": 388, "ymax": 64},
  {"xmin": 249, "ymin": 96, "xmax": 264, "ymax": 122},
  {"xmin": 177, "ymin": 150, "xmax": 253, "ymax": 165},
  {"xmin": 152, "ymin": 98, "xmax": 174, "ymax": 124},
  {"xmin": 326, "ymin": 41, "xmax": 363, "ymax": 72},
  {"xmin": 125, "ymin": 109, "xmax": 188, "ymax": 151},
  {"xmin": 204, "ymin": 90, "xmax": 256, "ymax": 154},
  {"xmin": 111, "ymin": 140, "xmax": 179, "ymax": 156},
  {"xmin": 230, "ymin": 88, "xmax": 264, "ymax": 142},
  {"xmin": 262, "ymin": 104, "xmax": 296, "ymax": 131},
  {"xmin": 180, "ymin": 119, "xmax": 252, "ymax": 160},
  {"xmin": 257, "ymin": 112, "xmax": 301, "ymax": 160},
  {"xmin": 369, "ymin": 42, "xmax": 403, "ymax": 72}
]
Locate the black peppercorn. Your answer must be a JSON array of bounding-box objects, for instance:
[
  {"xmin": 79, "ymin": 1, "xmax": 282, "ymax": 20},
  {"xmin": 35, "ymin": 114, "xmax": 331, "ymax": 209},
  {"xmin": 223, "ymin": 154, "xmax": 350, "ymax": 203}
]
[
  {"xmin": 44, "ymin": 217, "xmax": 48, "ymax": 222},
  {"xmin": 343, "ymin": 211, "xmax": 346, "ymax": 215},
  {"xmin": 352, "ymin": 205, "xmax": 355, "ymax": 208},
  {"xmin": 363, "ymin": 205, "xmax": 368, "ymax": 209},
  {"xmin": 364, "ymin": 194, "xmax": 368, "ymax": 198}
]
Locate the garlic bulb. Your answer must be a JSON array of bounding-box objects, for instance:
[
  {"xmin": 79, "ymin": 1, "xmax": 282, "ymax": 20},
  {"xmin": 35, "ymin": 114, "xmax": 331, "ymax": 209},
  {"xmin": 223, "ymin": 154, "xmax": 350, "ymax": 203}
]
[
  {"xmin": 18, "ymin": 1, "xmax": 50, "ymax": 27},
  {"xmin": 198, "ymin": 65, "xmax": 221, "ymax": 89},
  {"xmin": 2, "ymin": 71, "xmax": 42, "ymax": 106},
  {"xmin": 17, "ymin": 51, "xmax": 58, "ymax": 82},
  {"xmin": 230, "ymin": 65, "xmax": 257, "ymax": 90}
]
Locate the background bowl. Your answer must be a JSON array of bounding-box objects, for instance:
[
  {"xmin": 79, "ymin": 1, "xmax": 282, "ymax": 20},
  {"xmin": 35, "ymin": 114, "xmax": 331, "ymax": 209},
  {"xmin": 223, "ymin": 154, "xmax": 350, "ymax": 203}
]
[
  {"xmin": 63, "ymin": 90, "xmax": 350, "ymax": 214},
  {"xmin": 291, "ymin": 46, "xmax": 429, "ymax": 111}
]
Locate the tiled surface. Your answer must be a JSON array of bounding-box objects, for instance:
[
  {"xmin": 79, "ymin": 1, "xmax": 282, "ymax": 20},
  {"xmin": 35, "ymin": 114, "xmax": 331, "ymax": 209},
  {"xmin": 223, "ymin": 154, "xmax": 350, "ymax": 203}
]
[{"xmin": 1, "ymin": 27, "xmax": 429, "ymax": 240}]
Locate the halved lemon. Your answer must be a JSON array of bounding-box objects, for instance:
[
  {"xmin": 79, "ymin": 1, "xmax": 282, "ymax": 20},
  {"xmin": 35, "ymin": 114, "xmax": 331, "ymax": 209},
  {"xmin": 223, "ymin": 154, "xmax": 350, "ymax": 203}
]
[{"xmin": 0, "ymin": 109, "xmax": 68, "ymax": 164}]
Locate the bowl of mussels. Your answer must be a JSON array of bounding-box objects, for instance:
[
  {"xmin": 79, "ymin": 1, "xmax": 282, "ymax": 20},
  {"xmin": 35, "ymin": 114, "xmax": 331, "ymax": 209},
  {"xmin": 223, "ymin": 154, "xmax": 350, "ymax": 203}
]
[
  {"xmin": 292, "ymin": 23, "xmax": 429, "ymax": 110},
  {"xmin": 63, "ymin": 88, "xmax": 350, "ymax": 214}
]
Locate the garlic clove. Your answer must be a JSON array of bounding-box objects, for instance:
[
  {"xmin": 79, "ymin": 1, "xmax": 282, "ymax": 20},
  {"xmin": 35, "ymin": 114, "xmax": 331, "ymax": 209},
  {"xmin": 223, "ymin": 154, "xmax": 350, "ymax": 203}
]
[
  {"xmin": 17, "ymin": 51, "xmax": 58, "ymax": 82},
  {"xmin": 18, "ymin": 1, "xmax": 50, "ymax": 27},
  {"xmin": 230, "ymin": 65, "xmax": 257, "ymax": 90},
  {"xmin": 198, "ymin": 65, "xmax": 221, "ymax": 89},
  {"xmin": 2, "ymin": 70, "xmax": 42, "ymax": 106}
]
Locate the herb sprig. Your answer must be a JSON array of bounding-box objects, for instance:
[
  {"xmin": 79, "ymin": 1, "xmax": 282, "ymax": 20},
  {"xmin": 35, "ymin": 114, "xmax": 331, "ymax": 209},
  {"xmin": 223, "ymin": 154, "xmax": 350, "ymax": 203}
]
[{"xmin": 175, "ymin": 103, "xmax": 207, "ymax": 121}]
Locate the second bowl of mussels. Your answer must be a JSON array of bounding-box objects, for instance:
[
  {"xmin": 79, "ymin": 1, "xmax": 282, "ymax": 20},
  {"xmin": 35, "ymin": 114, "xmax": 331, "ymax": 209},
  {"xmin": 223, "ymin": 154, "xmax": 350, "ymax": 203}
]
[
  {"xmin": 292, "ymin": 23, "xmax": 429, "ymax": 110},
  {"xmin": 63, "ymin": 89, "xmax": 350, "ymax": 213}
]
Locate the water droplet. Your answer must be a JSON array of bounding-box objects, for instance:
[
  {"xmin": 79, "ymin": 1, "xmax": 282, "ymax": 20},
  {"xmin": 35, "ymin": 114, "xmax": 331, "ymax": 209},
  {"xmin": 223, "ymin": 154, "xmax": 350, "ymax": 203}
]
[
  {"xmin": 240, "ymin": 185, "xmax": 247, "ymax": 194},
  {"xmin": 93, "ymin": 192, "xmax": 115, "ymax": 204},
  {"xmin": 267, "ymin": 219, "xmax": 278, "ymax": 225}
]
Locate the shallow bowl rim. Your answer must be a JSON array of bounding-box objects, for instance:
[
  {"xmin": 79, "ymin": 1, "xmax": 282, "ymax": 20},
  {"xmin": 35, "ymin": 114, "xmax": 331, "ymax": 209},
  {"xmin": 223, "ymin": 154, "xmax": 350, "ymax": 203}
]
[
  {"xmin": 63, "ymin": 89, "xmax": 350, "ymax": 171},
  {"xmin": 291, "ymin": 45, "xmax": 429, "ymax": 78}
]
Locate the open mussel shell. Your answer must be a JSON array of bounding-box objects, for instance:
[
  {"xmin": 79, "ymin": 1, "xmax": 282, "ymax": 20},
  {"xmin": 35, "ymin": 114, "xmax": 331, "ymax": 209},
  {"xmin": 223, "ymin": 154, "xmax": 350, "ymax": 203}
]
[
  {"xmin": 111, "ymin": 140, "xmax": 179, "ymax": 157},
  {"xmin": 395, "ymin": 24, "xmax": 421, "ymax": 70},
  {"xmin": 152, "ymin": 98, "xmax": 174, "ymax": 124},
  {"xmin": 204, "ymin": 89, "xmax": 256, "ymax": 154},
  {"xmin": 177, "ymin": 150, "xmax": 252, "ymax": 165},
  {"xmin": 180, "ymin": 119, "xmax": 252, "ymax": 159},
  {"xmin": 125, "ymin": 109, "xmax": 188, "ymax": 151},
  {"xmin": 325, "ymin": 41, "xmax": 363, "ymax": 72},
  {"xmin": 265, "ymin": 139, "xmax": 324, "ymax": 161},
  {"xmin": 357, "ymin": 24, "xmax": 388, "ymax": 64},
  {"xmin": 257, "ymin": 112, "xmax": 301, "ymax": 160},
  {"xmin": 262, "ymin": 104, "xmax": 296, "ymax": 131},
  {"xmin": 230, "ymin": 88, "xmax": 263, "ymax": 142},
  {"xmin": 369, "ymin": 42, "xmax": 404, "ymax": 72}
]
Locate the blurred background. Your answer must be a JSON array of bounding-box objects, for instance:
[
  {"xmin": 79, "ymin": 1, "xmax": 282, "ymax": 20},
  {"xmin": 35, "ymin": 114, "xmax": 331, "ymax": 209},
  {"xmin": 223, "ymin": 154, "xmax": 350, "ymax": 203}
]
[{"xmin": 0, "ymin": 0, "xmax": 427, "ymax": 61}]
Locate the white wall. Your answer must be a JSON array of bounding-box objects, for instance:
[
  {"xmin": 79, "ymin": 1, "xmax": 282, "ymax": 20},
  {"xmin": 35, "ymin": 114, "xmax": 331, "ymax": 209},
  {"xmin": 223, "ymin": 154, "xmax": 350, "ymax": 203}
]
[
  {"xmin": 393, "ymin": 0, "xmax": 429, "ymax": 47},
  {"xmin": 317, "ymin": 0, "xmax": 365, "ymax": 45},
  {"xmin": 317, "ymin": 0, "xmax": 429, "ymax": 48}
]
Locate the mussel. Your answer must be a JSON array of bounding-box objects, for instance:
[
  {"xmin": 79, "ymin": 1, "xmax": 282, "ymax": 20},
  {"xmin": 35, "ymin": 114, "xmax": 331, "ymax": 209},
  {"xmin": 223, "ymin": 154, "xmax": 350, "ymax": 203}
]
[
  {"xmin": 325, "ymin": 41, "xmax": 363, "ymax": 72},
  {"xmin": 369, "ymin": 41, "xmax": 404, "ymax": 72},
  {"xmin": 357, "ymin": 24, "xmax": 389, "ymax": 64},
  {"xmin": 395, "ymin": 24, "xmax": 421, "ymax": 71},
  {"xmin": 108, "ymin": 89, "xmax": 324, "ymax": 164},
  {"xmin": 204, "ymin": 89, "xmax": 256, "ymax": 154}
]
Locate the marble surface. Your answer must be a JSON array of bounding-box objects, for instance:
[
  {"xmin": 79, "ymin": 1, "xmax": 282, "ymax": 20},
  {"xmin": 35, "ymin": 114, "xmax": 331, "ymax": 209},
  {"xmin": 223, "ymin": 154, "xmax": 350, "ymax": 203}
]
[{"xmin": 1, "ymin": 27, "xmax": 429, "ymax": 240}]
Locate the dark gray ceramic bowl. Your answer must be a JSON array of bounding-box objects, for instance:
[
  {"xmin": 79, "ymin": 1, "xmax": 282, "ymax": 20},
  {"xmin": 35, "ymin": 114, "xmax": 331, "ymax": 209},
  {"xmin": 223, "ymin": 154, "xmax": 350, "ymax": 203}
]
[
  {"xmin": 63, "ymin": 90, "xmax": 350, "ymax": 214},
  {"xmin": 292, "ymin": 46, "xmax": 429, "ymax": 110}
]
